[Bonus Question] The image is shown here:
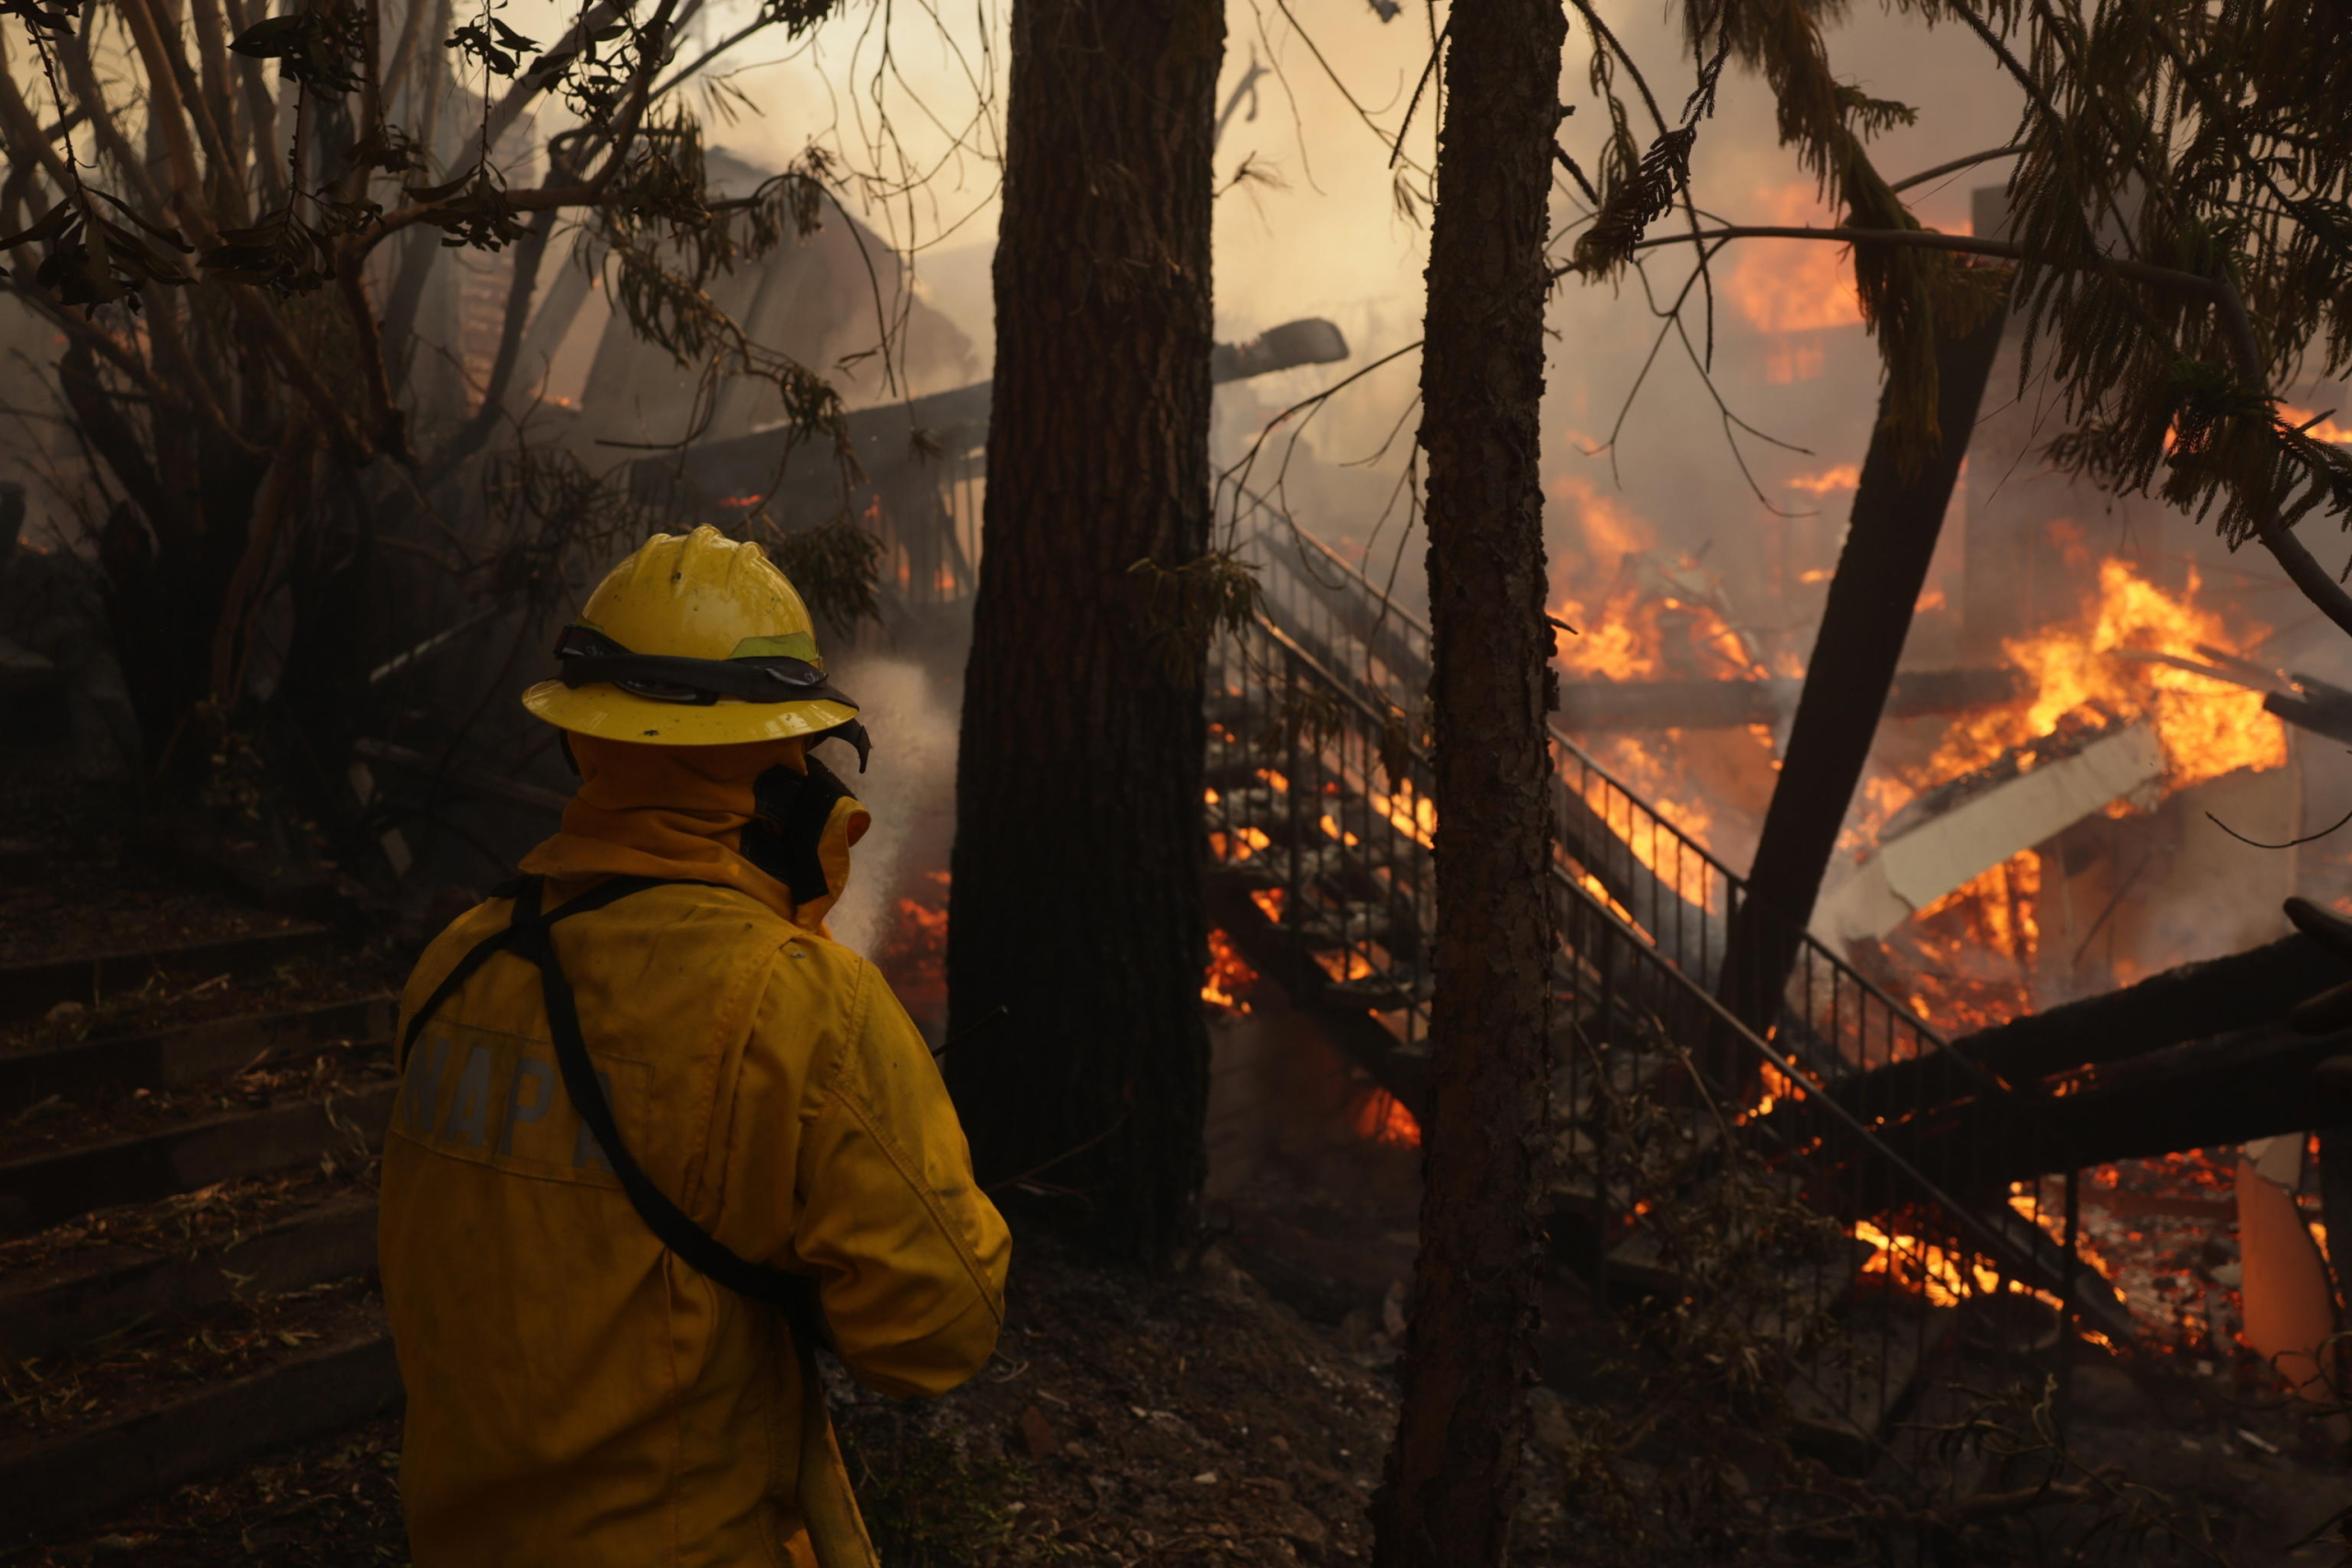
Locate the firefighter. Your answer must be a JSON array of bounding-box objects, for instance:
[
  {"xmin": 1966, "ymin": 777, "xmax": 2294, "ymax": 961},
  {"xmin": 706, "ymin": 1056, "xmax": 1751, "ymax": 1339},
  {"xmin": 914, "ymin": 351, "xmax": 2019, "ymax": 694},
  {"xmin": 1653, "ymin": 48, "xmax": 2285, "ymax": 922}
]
[{"xmin": 379, "ymin": 525, "xmax": 1010, "ymax": 1567}]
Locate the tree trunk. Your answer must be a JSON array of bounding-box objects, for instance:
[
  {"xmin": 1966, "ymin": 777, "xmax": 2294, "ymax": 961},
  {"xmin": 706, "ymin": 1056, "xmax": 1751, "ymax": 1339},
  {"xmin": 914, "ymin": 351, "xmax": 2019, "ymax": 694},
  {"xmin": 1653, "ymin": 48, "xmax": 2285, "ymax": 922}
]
[
  {"xmin": 1369, "ymin": 3, "xmax": 1563, "ymax": 1562},
  {"xmin": 1719, "ymin": 294, "xmax": 2009, "ymax": 1032},
  {"xmin": 944, "ymin": 0, "xmax": 1222, "ymax": 1260}
]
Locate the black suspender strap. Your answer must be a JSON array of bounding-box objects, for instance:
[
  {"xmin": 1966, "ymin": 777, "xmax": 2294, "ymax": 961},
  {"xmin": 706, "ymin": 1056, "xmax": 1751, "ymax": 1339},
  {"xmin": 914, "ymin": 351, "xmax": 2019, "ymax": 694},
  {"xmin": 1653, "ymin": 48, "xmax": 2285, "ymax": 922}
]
[
  {"xmin": 397, "ymin": 874, "xmax": 675, "ymax": 1072},
  {"xmin": 400, "ymin": 874, "xmax": 828, "ymax": 1348}
]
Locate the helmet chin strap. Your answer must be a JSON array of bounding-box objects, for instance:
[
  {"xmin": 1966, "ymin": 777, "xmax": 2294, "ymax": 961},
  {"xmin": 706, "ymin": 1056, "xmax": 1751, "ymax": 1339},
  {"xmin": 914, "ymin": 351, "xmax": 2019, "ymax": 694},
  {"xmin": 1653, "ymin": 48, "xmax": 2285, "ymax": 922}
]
[{"xmin": 814, "ymin": 720, "xmax": 872, "ymax": 773}]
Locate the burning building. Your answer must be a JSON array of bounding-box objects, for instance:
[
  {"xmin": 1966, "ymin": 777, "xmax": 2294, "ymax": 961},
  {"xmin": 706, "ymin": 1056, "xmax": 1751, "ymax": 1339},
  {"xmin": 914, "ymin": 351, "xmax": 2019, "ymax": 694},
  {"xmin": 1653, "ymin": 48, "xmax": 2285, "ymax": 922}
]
[{"xmin": 1531, "ymin": 184, "xmax": 2352, "ymax": 1380}]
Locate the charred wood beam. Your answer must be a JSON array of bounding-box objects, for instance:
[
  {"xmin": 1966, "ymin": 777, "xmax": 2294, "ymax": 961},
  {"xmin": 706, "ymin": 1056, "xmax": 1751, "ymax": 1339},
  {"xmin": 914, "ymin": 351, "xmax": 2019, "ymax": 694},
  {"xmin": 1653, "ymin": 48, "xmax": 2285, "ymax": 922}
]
[
  {"xmin": 1205, "ymin": 881, "xmax": 1431, "ymax": 1116},
  {"xmin": 1720, "ymin": 297, "xmax": 2011, "ymax": 1034},
  {"xmin": 1815, "ymin": 722, "xmax": 2165, "ymax": 946},
  {"xmin": 641, "ymin": 317, "xmax": 1351, "ymax": 513},
  {"xmin": 1822, "ymin": 931, "xmax": 2337, "ymax": 1116},
  {"xmin": 1210, "ymin": 318, "xmax": 1348, "ymax": 383},
  {"xmin": 2267, "ymin": 674, "xmax": 2352, "ymax": 749},
  {"xmin": 1558, "ymin": 668, "xmax": 2020, "ymax": 733},
  {"xmin": 1879, "ymin": 1021, "xmax": 2352, "ymax": 1190}
]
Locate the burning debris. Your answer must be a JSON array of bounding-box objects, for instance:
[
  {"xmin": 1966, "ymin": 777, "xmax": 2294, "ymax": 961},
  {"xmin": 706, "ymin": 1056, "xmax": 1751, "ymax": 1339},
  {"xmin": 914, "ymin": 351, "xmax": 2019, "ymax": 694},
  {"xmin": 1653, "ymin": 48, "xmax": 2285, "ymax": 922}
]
[
  {"xmin": 1549, "ymin": 511, "xmax": 2303, "ymax": 1036},
  {"xmin": 1815, "ymin": 718, "xmax": 2166, "ymax": 947}
]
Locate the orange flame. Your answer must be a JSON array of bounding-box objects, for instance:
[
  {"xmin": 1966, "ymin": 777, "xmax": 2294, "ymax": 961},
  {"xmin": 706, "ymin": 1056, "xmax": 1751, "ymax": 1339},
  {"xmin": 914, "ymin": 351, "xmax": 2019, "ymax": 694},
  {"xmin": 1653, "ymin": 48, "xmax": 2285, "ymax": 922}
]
[
  {"xmin": 1548, "ymin": 522, "xmax": 1763, "ymax": 885},
  {"xmin": 1350, "ymin": 1087, "xmax": 1421, "ymax": 1147},
  {"xmin": 1722, "ymin": 186, "xmax": 1863, "ymax": 334},
  {"xmin": 1787, "ymin": 464, "xmax": 1860, "ymax": 495},
  {"xmin": 1862, "ymin": 555, "xmax": 2286, "ymax": 840},
  {"xmin": 2280, "ymin": 404, "xmax": 2352, "ymax": 444}
]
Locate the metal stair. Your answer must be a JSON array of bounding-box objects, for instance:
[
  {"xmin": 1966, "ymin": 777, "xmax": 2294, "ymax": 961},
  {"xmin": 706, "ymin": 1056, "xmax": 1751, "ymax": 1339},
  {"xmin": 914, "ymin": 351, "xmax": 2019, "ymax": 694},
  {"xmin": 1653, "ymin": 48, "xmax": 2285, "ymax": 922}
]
[{"xmin": 1207, "ymin": 513, "xmax": 2129, "ymax": 1464}]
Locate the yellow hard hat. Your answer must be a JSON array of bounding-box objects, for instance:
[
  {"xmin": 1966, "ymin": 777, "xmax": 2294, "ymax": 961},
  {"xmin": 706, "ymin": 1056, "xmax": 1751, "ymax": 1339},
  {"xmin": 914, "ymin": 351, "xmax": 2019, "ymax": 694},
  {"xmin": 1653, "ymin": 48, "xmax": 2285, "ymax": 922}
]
[{"xmin": 521, "ymin": 525, "xmax": 865, "ymax": 754}]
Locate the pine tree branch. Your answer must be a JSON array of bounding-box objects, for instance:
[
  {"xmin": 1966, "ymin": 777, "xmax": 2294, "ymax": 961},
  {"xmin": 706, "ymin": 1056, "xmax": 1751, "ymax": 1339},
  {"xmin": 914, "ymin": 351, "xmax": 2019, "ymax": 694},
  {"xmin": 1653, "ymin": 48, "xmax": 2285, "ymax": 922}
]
[
  {"xmin": 1610, "ymin": 224, "xmax": 2208, "ymax": 292},
  {"xmin": 1887, "ymin": 144, "xmax": 2024, "ymax": 194},
  {"xmin": 2209, "ymin": 273, "xmax": 2352, "ymax": 640}
]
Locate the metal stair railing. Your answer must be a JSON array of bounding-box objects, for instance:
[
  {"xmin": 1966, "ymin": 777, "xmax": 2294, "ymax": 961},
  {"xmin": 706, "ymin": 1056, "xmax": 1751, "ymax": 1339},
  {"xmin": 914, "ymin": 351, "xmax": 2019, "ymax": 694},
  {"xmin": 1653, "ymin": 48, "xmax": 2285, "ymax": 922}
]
[
  {"xmin": 1232, "ymin": 518, "xmax": 1995, "ymax": 1096},
  {"xmin": 1204, "ymin": 601, "xmax": 2104, "ymax": 1461},
  {"xmin": 1231, "ymin": 520, "xmax": 2118, "ymax": 1325}
]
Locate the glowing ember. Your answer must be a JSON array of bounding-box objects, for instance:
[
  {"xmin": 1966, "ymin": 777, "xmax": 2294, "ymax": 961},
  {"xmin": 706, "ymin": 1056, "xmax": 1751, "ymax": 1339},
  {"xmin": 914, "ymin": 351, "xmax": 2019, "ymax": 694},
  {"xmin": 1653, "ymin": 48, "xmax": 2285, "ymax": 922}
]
[
  {"xmin": 1886, "ymin": 852, "xmax": 2041, "ymax": 1032},
  {"xmin": 1545, "ymin": 491, "xmax": 1773, "ymax": 883},
  {"xmin": 1735, "ymin": 1062, "xmax": 1799, "ymax": 1123},
  {"xmin": 1202, "ymin": 928, "xmax": 1260, "ymax": 1011},
  {"xmin": 1552, "ymin": 567, "xmax": 1768, "ymax": 687},
  {"xmin": 1368, "ymin": 782, "xmax": 1437, "ymax": 847},
  {"xmin": 1570, "ymin": 744, "xmax": 1723, "ymax": 908},
  {"xmin": 1853, "ymin": 1218, "xmax": 2064, "ymax": 1313}
]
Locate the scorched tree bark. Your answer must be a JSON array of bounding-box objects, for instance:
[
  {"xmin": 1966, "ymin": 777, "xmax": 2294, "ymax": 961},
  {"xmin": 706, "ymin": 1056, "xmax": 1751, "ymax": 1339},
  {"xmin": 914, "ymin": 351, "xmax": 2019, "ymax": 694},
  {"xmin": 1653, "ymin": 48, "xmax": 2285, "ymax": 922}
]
[
  {"xmin": 1371, "ymin": 0, "xmax": 1564, "ymax": 1561},
  {"xmin": 945, "ymin": 0, "xmax": 1223, "ymax": 1259}
]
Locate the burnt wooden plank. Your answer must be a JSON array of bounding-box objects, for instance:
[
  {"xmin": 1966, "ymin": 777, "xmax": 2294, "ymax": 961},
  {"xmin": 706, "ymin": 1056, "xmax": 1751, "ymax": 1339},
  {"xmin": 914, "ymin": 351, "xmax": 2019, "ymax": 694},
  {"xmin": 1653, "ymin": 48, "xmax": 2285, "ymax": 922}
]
[
  {"xmin": 0, "ymin": 1329, "xmax": 401, "ymax": 1540},
  {"xmin": 0, "ymin": 995, "xmax": 395, "ymax": 1113},
  {"xmin": 1824, "ymin": 932, "xmax": 2338, "ymax": 1121},
  {"xmin": 0, "ymin": 1083, "xmax": 396, "ymax": 1239},
  {"xmin": 1559, "ymin": 669, "xmax": 2019, "ymax": 734},
  {"xmin": 1881, "ymin": 1022, "xmax": 2352, "ymax": 1190},
  {"xmin": 1206, "ymin": 882, "xmax": 1430, "ymax": 1116},
  {"xmin": 0, "ymin": 926, "xmax": 336, "ymax": 1023},
  {"xmin": 0, "ymin": 1193, "xmax": 379, "ymax": 1361}
]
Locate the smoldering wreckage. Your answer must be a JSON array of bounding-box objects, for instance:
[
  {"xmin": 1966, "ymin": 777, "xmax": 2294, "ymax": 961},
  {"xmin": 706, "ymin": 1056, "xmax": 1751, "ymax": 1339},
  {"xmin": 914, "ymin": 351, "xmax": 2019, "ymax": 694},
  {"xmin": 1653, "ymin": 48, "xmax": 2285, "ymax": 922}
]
[{"xmin": 7, "ymin": 177, "xmax": 2352, "ymax": 1562}]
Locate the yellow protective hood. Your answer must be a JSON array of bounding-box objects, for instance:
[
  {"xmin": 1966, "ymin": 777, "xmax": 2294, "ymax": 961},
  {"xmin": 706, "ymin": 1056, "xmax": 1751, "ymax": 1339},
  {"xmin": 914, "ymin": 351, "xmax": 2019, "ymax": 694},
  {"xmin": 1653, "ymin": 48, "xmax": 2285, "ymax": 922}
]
[{"xmin": 517, "ymin": 733, "xmax": 868, "ymax": 932}]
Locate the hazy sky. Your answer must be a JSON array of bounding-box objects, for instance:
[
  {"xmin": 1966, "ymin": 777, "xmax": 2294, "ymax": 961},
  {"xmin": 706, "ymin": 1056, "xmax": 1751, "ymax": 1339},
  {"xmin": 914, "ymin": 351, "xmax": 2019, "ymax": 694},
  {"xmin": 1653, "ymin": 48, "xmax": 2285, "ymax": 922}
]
[{"xmin": 650, "ymin": 0, "xmax": 2030, "ymax": 607}]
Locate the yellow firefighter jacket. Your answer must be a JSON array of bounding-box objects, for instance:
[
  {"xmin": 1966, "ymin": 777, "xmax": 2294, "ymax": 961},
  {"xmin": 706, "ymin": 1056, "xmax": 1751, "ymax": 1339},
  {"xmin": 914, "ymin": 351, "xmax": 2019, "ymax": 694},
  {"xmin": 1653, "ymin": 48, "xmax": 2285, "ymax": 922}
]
[{"xmin": 379, "ymin": 734, "xmax": 1010, "ymax": 1566}]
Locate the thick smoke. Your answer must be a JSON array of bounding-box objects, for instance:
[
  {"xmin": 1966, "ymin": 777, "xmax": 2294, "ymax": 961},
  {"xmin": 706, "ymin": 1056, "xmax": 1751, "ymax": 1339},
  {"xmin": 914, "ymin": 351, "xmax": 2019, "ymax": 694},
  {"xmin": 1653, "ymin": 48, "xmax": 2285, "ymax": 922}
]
[{"xmin": 823, "ymin": 655, "xmax": 961, "ymax": 959}]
